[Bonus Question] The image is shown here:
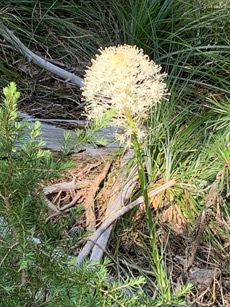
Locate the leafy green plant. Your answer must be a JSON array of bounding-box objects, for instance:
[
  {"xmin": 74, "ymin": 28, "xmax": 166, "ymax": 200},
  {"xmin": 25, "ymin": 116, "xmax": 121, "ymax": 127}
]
[
  {"xmin": 0, "ymin": 83, "xmax": 147, "ymax": 306},
  {"xmin": 61, "ymin": 109, "xmax": 116, "ymax": 155}
]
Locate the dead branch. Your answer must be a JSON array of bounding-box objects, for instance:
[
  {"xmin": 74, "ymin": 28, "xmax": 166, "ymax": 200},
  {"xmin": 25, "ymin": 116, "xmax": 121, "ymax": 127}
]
[
  {"xmin": 90, "ymin": 150, "xmax": 137, "ymax": 261},
  {"xmin": 84, "ymin": 162, "xmax": 112, "ymax": 231},
  {"xmin": 77, "ymin": 179, "xmax": 176, "ymax": 264},
  {"xmin": 43, "ymin": 178, "xmax": 90, "ymax": 196},
  {"xmin": 0, "ymin": 22, "xmax": 84, "ymax": 88},
  {"xmin": 44, "ymin": 197, "xmax": 60, "ymax": 215},
  {"xmin": 59, "ymin": 193, "xmax": 82, "ymax": 211}
]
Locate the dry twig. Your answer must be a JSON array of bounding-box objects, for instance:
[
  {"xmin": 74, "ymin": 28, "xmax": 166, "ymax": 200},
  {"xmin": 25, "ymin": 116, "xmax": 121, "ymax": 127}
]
[{"xmin": 43, "ymin": 178, "xmax": 90, "ymax": 196}]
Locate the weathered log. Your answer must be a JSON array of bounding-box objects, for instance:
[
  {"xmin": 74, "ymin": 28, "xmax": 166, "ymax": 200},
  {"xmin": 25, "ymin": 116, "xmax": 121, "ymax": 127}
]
[{"xmin": 18, "ymin": 111, "xmax": 119, "ymax": 155}]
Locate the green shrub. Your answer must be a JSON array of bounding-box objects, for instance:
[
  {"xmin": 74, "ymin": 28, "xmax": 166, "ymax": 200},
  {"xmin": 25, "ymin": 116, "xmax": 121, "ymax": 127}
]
[{"xmin": 0, "ymin": 82, "xmax": 147, "ymax": 306}]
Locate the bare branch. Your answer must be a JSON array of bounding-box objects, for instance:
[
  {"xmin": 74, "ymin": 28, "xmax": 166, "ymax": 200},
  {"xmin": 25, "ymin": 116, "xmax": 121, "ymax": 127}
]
[
  {"xmin": 77, "ymin": 179, "xmax": 176, "ymax": 264},
  {"xmin": 0, "ymin": 22, "xmax": 84, "ymax": 88},
  {"xmin": 90, "ymin": 150, "xmax": 137, "ymax": 261}
]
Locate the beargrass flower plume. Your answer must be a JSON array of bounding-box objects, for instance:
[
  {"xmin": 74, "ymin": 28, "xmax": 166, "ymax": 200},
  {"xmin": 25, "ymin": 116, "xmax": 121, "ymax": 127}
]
[
  {"xmin": 83, "ymin": 45, "xmax": 170, "ymax": 295},
  {"xmin": 82, "ymin": 44, "xmax": 168, "ymax": 147}
]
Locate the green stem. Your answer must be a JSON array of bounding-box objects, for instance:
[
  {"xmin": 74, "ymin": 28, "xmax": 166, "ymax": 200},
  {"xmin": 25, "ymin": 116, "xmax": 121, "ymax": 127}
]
[
  {"xmin": 132, "ymin": 134, "xmax": 169, "ymax": 296},
  {"xmin": 132, "ymin": 135, "xmax": 155, "ymax": 245}
]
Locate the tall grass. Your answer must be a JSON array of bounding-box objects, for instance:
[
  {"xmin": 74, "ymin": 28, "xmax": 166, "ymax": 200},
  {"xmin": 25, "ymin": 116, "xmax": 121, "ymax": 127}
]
[{"xmin": 0, "ymin": 1, "xmax": 229, "ymax": 118}]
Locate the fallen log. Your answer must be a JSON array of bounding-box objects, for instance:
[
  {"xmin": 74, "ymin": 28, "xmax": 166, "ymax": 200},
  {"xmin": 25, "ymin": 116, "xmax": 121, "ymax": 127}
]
[{"xmin": 18, "ymin": 111, "xmax": 119, "ymax": 155}]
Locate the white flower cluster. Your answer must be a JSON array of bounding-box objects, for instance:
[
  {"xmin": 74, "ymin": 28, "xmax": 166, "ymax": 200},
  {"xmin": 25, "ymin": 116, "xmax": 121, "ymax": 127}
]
[{"xmin": 82, "ymin": 45, "xmax": 167, "ymax": 146}]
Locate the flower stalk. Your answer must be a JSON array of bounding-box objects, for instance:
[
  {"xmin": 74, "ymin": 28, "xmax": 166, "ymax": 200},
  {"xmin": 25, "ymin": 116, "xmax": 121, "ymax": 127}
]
[
  {"xmin": 132, "ymin": 133, "xmax": 169, "ymax": 296},
  {"xmin": 83, "ymin": 44, "xmax": 170, "ymax": 297}
]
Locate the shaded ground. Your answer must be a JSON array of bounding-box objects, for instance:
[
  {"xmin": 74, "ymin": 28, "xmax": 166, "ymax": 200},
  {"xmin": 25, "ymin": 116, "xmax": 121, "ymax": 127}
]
[
  {"xmin": 19, "ymin": 70, "xmax": 85, "ymax": 120},
  {"xmin": 1, "ymin": 39, "xmax": 87, "ymax": 120}
]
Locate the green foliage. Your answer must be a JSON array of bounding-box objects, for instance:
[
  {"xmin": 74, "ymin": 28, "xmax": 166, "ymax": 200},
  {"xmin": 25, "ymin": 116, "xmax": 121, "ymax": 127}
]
[
  {"xmin": 1, "ymin": 247, "xmax": 146, "ymax": 307},
  {"xmin": 206, "ymin": 95, "xmax": 230, "ymax": 131},
  {"xmin": 0, "ymin": 83, "xmax": 147, "ymax": 306},
  {"xmin": 61, "ymin": 109, "xmax": 116, "ymax": 155}
]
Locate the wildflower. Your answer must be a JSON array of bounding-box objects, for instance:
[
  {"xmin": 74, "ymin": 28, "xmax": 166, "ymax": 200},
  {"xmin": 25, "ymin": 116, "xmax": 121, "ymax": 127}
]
[{"xmin": 82, "ymin": 45, "xmax": 167, "ymax": 146}]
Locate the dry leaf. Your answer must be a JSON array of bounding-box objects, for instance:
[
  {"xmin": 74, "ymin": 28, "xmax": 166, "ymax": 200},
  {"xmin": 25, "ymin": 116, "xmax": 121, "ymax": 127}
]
[
  {"xmin": 160, "ymin": 204, "xmax": 186, "ymax": 234},
  {"xmin": 151, "ymin": 193, "xmax": 161, "ymax": 210}
]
